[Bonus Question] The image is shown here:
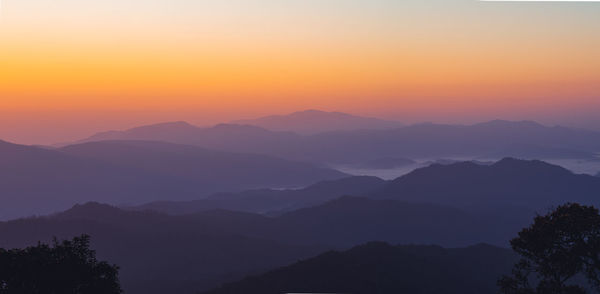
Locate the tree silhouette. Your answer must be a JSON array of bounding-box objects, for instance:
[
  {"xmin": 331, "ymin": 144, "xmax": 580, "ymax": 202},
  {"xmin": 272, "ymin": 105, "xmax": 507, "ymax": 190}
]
[
  {"xmin": 0, "ymin": 235, "xmax": 122, "ymax": 294},
  {"xmin": 499, "ymin": 203, "xmax": 600, "ymax": 294}
]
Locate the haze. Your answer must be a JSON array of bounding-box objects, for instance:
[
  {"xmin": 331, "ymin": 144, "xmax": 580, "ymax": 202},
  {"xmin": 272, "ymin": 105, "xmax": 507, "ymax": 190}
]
[{"xmin": 1, "ymin": 0, "xmax": 600, "ymax": 144}]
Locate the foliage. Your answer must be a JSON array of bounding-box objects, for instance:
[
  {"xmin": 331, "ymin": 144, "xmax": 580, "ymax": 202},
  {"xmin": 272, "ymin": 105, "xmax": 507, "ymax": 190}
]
[
  {"xmin": 499, "ymin": 203, "xmax": 600, "ymax": 294},
  {"xmin": 0, "ymin": 235, "xmax": 121, "ymax": 294}
]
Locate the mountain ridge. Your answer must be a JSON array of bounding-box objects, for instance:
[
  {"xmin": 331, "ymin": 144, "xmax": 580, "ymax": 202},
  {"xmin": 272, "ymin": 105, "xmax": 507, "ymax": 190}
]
[
  {"xmin": 0, "ymin": 140, "xmax": 347, "ymax": 220},
  {"xmin": 201, "ymin": 241, "xmax": 516, "ymax": 294},
  {"xmin": 130, "ymin": 158, "xmax": 600, "ymax": 217},
  {"xmin": 232, "ymin": 109, "xmax": 403, "ymax": 134},
  {"xmin": 67, "ymin": 119, "xmax": 600, "ymax": 163}
]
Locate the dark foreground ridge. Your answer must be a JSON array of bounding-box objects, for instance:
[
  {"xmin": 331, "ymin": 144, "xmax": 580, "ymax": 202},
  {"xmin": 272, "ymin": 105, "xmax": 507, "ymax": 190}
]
[{"xmin": 202, "ymin": 242, "xmax": 516, "ymax": 294}]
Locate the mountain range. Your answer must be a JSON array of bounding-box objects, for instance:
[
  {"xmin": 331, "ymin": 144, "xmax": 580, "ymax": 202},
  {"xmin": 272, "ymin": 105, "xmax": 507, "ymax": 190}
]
[
  {"xmin": 130, "ymin": 176, "xmax": 386, "ymax": 215},
  {"xmin": 0, "ymin": 197, "xmax": 522, "ymax": 294},
  {"xmin": 4, "ymin": 158, "xmax": 600, "ymax": 293},
  {"xmin": 355, "ymin": 157, "xmax": 416, "ymax": 169},
  {"xmin": 202, "ymin": 242, "xmax": 516, "ymax": 294},
  {"xmin": 73, "ymin": 118, "xmax": 600, "ymax": 164},
  {"xmin": 0, "ymin": 203, "xmax": 324, "ymax": 294},
  {"xmin": 0, "ymin": 139, "xmax": 346, "ymax": 220},
  {"xmin": 374, "ymin": 158, "xmax": 600, "ymax": 210},
  {"xmin": 131, "ymin": 158, "xmax": 600, "ymax": 217},
  {"xmin": 232, "ymin": 109, "xmax": 404, "ymax": 134}
]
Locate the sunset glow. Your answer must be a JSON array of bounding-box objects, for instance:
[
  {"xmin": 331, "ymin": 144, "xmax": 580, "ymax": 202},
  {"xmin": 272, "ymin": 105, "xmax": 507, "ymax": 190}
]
[{"xmin": 1, "ymin": 0, "xmax": 599, "ymax": 144}]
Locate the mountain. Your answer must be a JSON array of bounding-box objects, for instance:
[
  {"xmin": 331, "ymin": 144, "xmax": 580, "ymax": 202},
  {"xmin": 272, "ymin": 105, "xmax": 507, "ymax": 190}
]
[
  {"xmin": 74, "ymin": 122, "xmax": 307, "ymax": 161},
  {"xmin": 132, "ymin": 158, "xmax": 600, "ymax": 220},
  {"xmin": 135, "ymin": 195, "xmax": 525, "ymax": 248},
  {"xmin": 0, "ymin": 203, "xmax": 324, "ymax": 294},
  {"xmin": 481, "ymin": 143, "xmax": 596, "ymax": 159},
  {"xmin": 81, "ymin": 121, "xmax": 201, "ymax": 143},
  {"xmin": 73, "ymin": 120, "xmax": 600, "ymax": 164},
  {"xmin": 233, "ymin": 109, "xmax": 403, "ymax": 134},
  {"xmin": 59, "ymin": 140, "xmax": 346, "ymax": 192},
  {"xmin": 0, "ymin": 193, "xmax": 535, "ymax": 293},
  {"xmin": 202, "ymin": 242, "xmax": 516, "ymax": 294},
  {"xmin": 374, "ymin": 158, "xmax": 600, "ymax": 210},
  {"xmin": 596, "ymin": 171, "xmax": 600, "ymax": 177},
  {"xmin": 0, "ymin": 139, "xmax": 347, "ymax": 220},
  {"xmin": 0, "ymin": 140, "xmax": 180, "ymax": 219},
  {"xmin": 267, "ymin": 196, "xmax": 522, "ymax": 247},
  {"xmin": 302, "ymin": 120, "xmax": 600, "ymax": 162},
  {"xmin": 355, "ymin": 157, "xmax": 416, "ymax": 169},
  {"xmin": 0, "ymin": 199, "xmax": 520, "ymax": 294},
  {"xmin": 130, "ymin": 176, "xmax": 386, "ymax": 215}
]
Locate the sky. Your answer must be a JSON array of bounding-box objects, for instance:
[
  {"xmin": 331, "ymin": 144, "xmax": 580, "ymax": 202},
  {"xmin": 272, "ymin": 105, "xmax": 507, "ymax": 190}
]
[{"xmin": 1, "ymin": 0, "xmax": 599, "ymax": 144}]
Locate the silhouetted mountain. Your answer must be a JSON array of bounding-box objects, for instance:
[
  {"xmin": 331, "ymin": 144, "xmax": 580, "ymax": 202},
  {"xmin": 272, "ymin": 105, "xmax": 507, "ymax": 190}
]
[
  {"xmin": 130, "ymin": 176, "xmax": 386, "ymax": 215},
  {"xmin": 202, "ymin": 242, "xmax": 516, "ymax": 294},
  {"xmin": 481, "ymin": 143, "xmax": 596, "ymax": 159},
  {"xmin": 596, "ymin": 171, "xmax": 600, "ymax": 177},
  {"xmin": 136, "ymin": 196, "xmax": 528, "ymax": 248},
  {"xmin": 0, "ymin": 196, "xmax": 532, "ymax": 293},
  {"xmin": 422, "ymin": 159, "xmax": 494, "ymax": 166},
  {"xmin": 0, "ymin": 140, "xmax": 181, "ymax": 219},
  {"xmin": 375, "ymin": 158, "xmax": 600, "ymax": 210},
  {"xmin": 132, "ymin": 158, "xmax": 598, "ymax": 221},
  {"xmin": 233, "ymin": 109, "xmax": 403, "ymax": 134},
  {"xmin": 267, "ymin": 196, "xmax": 523, "ymax": 247},
  {"xmin": 0, "ymin": 140, "xmax": 346, "ymax": 220},
  {"xmin": 82, "ymin": 121, "xmax": 200, "ymax": 142},
  {"xmin": 73, "ymin": 120, "xmax": 600, "ymax": 164},
  {"xmin": 75, "ymin": 122, "xmax": 304, "ymax": 158},
  {"xmin": 127, "ymin": 158, "xmax": 598, "ymax": 240},
  {"xmin": 60, "ymin": 140, "xmax": 346, "ymax": 191},
  {"xmin": 0, "ymin": 203, "xmax": 324, "ymax": 294},
  {"xmin": 355, "ymin": 157, "xmax": 416, "ymax": 169},
  {"xmin": 302, "ymin": 121, "xmax": 600, "ymax": 163}
]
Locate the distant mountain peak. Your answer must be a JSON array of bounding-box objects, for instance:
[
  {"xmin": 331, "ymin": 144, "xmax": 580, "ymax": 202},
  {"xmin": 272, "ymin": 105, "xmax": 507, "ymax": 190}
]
[
  {"xmin": 492, "ymin": 157, "xmax": 571, "ymax": 174},
  {"xmin": 233, "ymin": 110, "xmax": 403, "ymax": 134},
  {"xmin": 293, "ymin": 109, "xmax": 330, "ymax": 114},
  {"xmin": 144, "ymin": 121, "xmax": 193, "ymax": 127},
  {"xmin": 57, "ymin": 202, "xmax": 123, "ymax": 219},
  {"xmin": 289, "ymin": 109, "xmax": 352, "ymax": 117},
  {"xmin": 75, "ymin": 121, "xmax": 200, "ymax": 144},
  {"xmin": 475, "ymin": 120, "xmax": 545, "ymax": 128},
  {"xmin": 124, "ymin": 121, "xmax": 198, "ymax": 132},
  {"xmin": 0, "ymin": 139, "xmax": 18, "ymax": 149},
  {"xmin": 377, "ymin": 157, "xmax": 598, "ymax": 209},
  {"xmin": 212, "ymin": 123, "xmax": 268, "ymax": 131}
]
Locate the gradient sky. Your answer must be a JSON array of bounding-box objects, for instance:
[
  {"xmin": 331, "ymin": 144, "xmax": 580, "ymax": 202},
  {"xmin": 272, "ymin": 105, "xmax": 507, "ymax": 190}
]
[{"xmin": 1, "ymin": 0, "xmax": 600, "ymax": 144}]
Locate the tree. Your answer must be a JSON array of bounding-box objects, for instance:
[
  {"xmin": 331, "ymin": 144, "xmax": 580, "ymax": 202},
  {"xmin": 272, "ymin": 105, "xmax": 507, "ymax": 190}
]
[
  {"xmin": 0, "ymin": 235, "xmax": 122, "ymax": 294},
  {"xmin": 499, "ymin": 203, "xmax": 600, "ymax": 294}
]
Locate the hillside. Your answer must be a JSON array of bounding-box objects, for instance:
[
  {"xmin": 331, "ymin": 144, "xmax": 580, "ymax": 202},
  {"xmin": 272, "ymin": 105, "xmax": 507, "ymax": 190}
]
[
  {"xmin": 132, "ymin": 158, "xmax": 600, "ymax": 219},
  {"xmin": 0, "ymin": 140, "xmax": 346, "ymax": 219},
  {"xmin": 0, "ymin": 203, "xmax": 323, "ymax": 294},
  {"xmin": 130, "ymin": 176, "xmax": 386, "ymax": 215},
  {"xmin": 375, "ymin": 158, "xmax": 600, "ymax": 210},
  {"xmin": 202, "ymin": 242, "xmax": 516, "ymax": 294}
]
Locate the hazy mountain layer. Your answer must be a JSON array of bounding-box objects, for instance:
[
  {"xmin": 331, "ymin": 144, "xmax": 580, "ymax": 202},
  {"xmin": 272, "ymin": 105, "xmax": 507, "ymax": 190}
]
[
  {"xmin": 233, "ymin": 109, "xmax": 403, "ymax": 134},
  {"xmin": 75, "ymin": 120, "xmax": 600, "ymax": 164},
  {"xmin": 130, "ymin": 176, "xmax": 386, "ymax": 215},
  {"xmin": 0, "ymin": 140, "xmax": 346, "ymax": 220},
  {"xmin": 375, "ymin": 158, "xmax": 600, "ymax": 210},
  {"xmin": 133, "ymin": 158, "xmax": 600, "ymax": 217}
]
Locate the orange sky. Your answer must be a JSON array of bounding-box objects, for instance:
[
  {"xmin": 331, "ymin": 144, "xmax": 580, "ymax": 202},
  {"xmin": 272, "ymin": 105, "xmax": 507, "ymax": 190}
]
[{"xmin": 1, "ymin": 0, "xmax": 600, "ymax": 144}]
